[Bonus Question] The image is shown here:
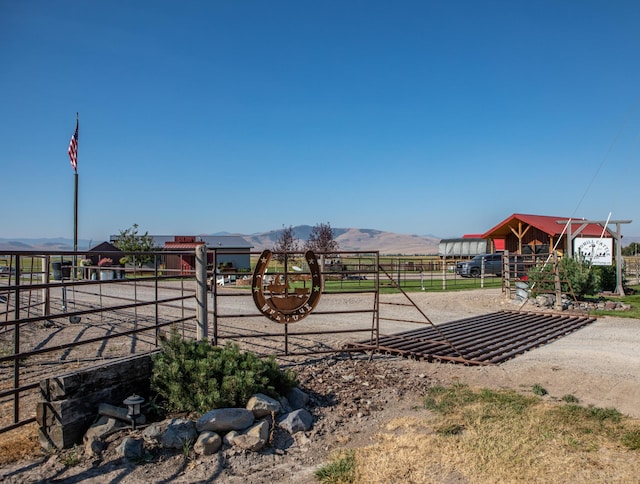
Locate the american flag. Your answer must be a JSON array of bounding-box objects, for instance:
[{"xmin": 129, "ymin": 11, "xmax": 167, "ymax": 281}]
[{"xmin": 68, "ymin": 119, "xmax": 78, "ymax": 172}]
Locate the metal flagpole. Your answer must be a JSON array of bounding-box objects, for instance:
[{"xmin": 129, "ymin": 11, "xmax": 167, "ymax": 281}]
[
  {"xmin": 73, "ymin": 172, "xmax": 78, "ymax": 255},
  {"xmin": 74, "ymin": 113, "xmax": 78, "ymax": 270},
  {"xmin": 69, "ymin": 113, "xmax": 79, "ymax": 277}
]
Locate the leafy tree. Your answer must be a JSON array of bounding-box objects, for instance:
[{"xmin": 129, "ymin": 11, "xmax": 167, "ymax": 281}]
[
  {"xmin": 273, "ymin": 225, "xmax": 300, "ymax": 263},
  {"xmin": 622, "ymin": 242, "xmax": 640, "ymax": 256},
  {"xmin": 114, "ymin": 223, "xmax": 157, "ymax": 265},
  {"xmin": 304, "ymin": 222, "xmax": 339, "ymax": 255},
  {"xmin": 304, "ymin": 222, "xmax": 340, "ymax": 284}
]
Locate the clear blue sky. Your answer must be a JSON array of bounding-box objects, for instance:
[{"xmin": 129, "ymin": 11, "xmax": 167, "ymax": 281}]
[{"xmin": 2, "ymin": 0, "xmax": 640, "ymax": 242}]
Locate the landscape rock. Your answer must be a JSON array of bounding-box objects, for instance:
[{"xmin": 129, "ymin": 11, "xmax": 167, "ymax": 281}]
[
  {"xmin": 246, "ymin": 393, "xmax": 281, "ymax": 418},
  {"xmin": 83, "ymin": 416, "xmax": 125, "ymax": 457},
  {"xmin": 286, "ymin": 387, "xmax": 310, "ymax": 410},
  {"xmin": 604, "ymin": 301, "xmax": 618, "ymax": 310},
  {"xmin": 530, "ymin": 293, "xmax": 630, "ymax": 312},
  {"xmin": 223, "ymin": 429, "xmax": 240, "ymax": 446},
  {"xmin": 196, "ymin": 408, "xmax": 254, "ymax": 433},
  {"xmin": 84, "ymin": 436, "xmax": 105, "ymax": 457},
  {"xmin": 193, "ymin": 430, "xmax": 222, "ymax": 456},
  {"xmin": 279, "ymin": 408, "xmax": 313, "ymax": 434},
  {"xmin": 278, "ymin": 396, "xmax": 293, "ymax": 413},
  {"xmin": 117, "ymin": 436, "xmax": 144, "ymax": 460},
  {"xmin": 231, "ymin": 420, "xmax": 270, "ymax": 451},
  {"xmin": 141, "ymin": 421, "xmax": 165, "ymax": 444},
  {"xmin": 534, "ymin": 294, "xmax": 555, "ymax": 308},
  {"xmin": 160, "ymin": 418, "xmax": 198, "ymax": 449}
]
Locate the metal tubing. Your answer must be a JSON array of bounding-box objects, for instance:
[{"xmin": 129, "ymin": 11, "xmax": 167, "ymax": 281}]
[{"xmin": 195, "ymin": 244, "xmax": 208, "ymax": 340}]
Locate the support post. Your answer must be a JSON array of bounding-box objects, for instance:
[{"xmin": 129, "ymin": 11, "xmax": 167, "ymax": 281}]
[
  {"xmin": 195, "ymin": 245, "xmax": 208, "ymax": 340},
  {"xmin": 553, "ymin": 252, "xmax": 562, "ymax": 311},
  {"xmin": 614, "ymin": 222, "xmax": 625, "ymax": 296},
  {"xmin": 42, "ymin": 255, "xmax": 50, "ymax": 316},
  {"xmin": 502, "ymin": 251, "xmax": 510, "ymax": 296}
]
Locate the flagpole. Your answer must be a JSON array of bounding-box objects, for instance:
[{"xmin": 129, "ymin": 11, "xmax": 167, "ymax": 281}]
[
  {"xmin": 72, "ymin": 113, "xmax": 79, "ymax": 276},
  {"xmin": 74, "ymin": 173, "xmax": 78, "ymax": 253}
]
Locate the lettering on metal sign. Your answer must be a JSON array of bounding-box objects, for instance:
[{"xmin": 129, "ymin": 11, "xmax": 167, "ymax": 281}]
[{"xmin": 251, "ymin": 250, "xmax": 322, "ymax": 323}]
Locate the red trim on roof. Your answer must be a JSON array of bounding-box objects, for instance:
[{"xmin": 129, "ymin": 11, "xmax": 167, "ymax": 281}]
[
  {"xmin": 482, "ymin": 213, "xmax": 611, "ymax": 238},
  {"xmin": 164, "ymin": 242, "xmax": 205, "ymax": 249}
]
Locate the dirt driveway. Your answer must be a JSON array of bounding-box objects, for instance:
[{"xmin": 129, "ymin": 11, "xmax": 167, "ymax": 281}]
[
  {"xmin": 345, "ymin": 287, "xmax": 640, "ymax": 420},
  {"xmin": 2, "ymin": 287, "xmax": 639, "ymax": 483}
]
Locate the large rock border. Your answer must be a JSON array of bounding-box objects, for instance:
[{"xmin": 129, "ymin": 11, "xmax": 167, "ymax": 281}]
[{"xmin": 84, "ymin": 390, "xmax": 313, "ymax": 460}]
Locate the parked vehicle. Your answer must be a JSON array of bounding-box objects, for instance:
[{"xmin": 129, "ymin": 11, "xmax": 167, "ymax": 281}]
[
  {"xmin": 456, "ymin": 253, "xmax": 529, "ymax": 279},
  {"xmin": 456, "ymin": 254, "xmax": 503, "ymax": 278}
]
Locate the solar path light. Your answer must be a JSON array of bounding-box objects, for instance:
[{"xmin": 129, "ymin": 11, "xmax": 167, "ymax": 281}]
[{"xmin": 123, "ymin": 394, "xmax": 145, "ymax": 430}]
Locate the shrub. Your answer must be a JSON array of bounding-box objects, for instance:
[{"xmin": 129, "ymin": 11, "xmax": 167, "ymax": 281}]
[
  {"xmin": 592, "ymin": 265, "xmax": 618, "ymax": 293},
  {"xmin": 151, "ymin": 330, "xmax": 297, "ymax": 414},
  {"xmin": 528, "ymin": 256, "xmax": 598, "ymax": 299}
]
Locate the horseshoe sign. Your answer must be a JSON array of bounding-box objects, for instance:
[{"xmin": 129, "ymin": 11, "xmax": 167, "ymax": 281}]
[{"xmin": 252, "ymin": 250, "xmax": 323, "ymax": 324}]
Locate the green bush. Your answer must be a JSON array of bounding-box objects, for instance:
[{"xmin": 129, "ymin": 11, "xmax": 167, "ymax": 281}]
[
  {"xmin": 592, "ymin": 265, "xmax": 618, "ymax": 293},
  {"xmin": 528, "ymin": 256, "xmax": 598, "ymax": 299},
  {"xmin": 151, "ymin": 330, "xmax": 298, "ymax": 414}
]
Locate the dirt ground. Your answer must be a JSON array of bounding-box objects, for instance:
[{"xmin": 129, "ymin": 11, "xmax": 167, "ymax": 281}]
[{"xmin": 2, "ymin": 288, "xmax": 639, "ymax": 483}]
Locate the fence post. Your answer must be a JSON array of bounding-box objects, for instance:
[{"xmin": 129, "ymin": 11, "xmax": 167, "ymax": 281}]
[
  {"xmin": 553, "ymin": 252, "xmax": 562, "ymax": 311},
  {"xmin": 196, "ymin": 245, "xmax": 208, "ymax": 340},
  {"xmin": 502, "ymin": 250, "xmax": 510, "ymax": 295},
  {"xmin": 42, "ymin": 255, "xmax": 50, "ymax": 316}
]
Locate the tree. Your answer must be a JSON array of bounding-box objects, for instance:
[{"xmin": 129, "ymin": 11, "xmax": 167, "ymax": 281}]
[
  {"xmin": 622, "ymin": 242, "xmax": 640, "ymax": 256},
  {"xmin": 304, "ymin": 222, "xmax": 340, "ymax": 288},
  {"xmin": 113, "ymin": 224, "xmax": 157, "ymax": 266},
  {"xmin": 273, "ymin": 225, "xmax": 300, "ymax": 263},
  {"xmin": 304, "ymin": 222, "xmax": 340, "ymax": 255}
]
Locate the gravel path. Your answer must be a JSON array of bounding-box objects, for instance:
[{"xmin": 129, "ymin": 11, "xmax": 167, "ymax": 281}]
[{"xmin": 2, "ymin": 286, "xmax": 639, "ymax": 483}]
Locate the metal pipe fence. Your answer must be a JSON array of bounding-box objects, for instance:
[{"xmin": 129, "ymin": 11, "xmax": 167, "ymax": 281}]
[
  {"xmin": 0, "ymin": 249, "xmax": 199, "ymax": 434},
  {"xmin": 4, "ymin": 247, "xmax": 625, "ymax": 435}
]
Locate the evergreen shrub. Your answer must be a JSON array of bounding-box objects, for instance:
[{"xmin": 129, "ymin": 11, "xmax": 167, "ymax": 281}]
[
  {"xmin": 528, "ymin": 256, "xmax": 598, "ymax": 299},
  {"xmin": 151, "ymin": 330, "xmax": 298, "ymax": 414}
]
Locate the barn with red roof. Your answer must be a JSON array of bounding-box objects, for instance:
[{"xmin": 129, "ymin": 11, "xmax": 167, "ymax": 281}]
[{"xmin": 481, "ymin": 213, "xmax": 612, "ymax": 255}]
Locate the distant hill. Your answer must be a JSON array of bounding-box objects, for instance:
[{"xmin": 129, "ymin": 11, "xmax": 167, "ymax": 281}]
[
  {"xmin": 3, "ymin": 231, "xmax": 639, "ymax": 255},
  {"xmin": 0, "ymin": 238, "xmax": 93, "ymax": 251},
  {"xmin": 0, "ymin": 229, "xmax": 440, "ymax": 255},
  {"xmin": 238, "ymin": 226, "xmax": 440, "ymax": 255}
]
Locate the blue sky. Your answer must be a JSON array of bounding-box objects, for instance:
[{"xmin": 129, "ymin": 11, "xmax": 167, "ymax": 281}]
[{"xmin": 2, "ymin": 1, "xmax": 640, "ymax": 242}]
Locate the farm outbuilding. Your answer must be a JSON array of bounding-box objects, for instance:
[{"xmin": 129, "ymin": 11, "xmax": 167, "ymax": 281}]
[
  {"xmin": 152, "ymin": 235, "xmax": 253, "ymax": 275},
  {"xmin": 85, "ymin": 241, "xmax": 123, "ymax": 266},
  {"xmin": 108, "ymin": 234, "xmax": 253, "ymax": 276},
  {"xmin": 481, "ymin": 213, "xmax": 612, "ymax": 255},
  {"xmin": 438, "ymin": 238, "xmax": 490, "ymax": 257}
]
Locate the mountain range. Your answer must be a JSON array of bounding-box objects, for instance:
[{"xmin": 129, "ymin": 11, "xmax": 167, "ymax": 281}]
[
  {"xmin": 0, "ymin": 227, "xmax": 441, "ymax": 255},
  {"xmin": 233, "ymin": 226, "xmax": 441, "ymax": 254},
  {"xmin": 4, "ymin": 227, "xmax": 638, "ymax": 255}
]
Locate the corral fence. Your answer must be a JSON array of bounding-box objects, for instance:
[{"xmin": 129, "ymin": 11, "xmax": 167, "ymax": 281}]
[
  {"xmin": 0, "ymin": 249, "xmax": 203, "ymax": 435},
  {"xmin": 1, "ymin": 247, "xmax": 609, "ymax": 436}
]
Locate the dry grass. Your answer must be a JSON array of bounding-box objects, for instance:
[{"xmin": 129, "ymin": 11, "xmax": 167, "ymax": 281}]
[
  {"xmin": 344, "ymin": 386, "xmax": 640, "ymax": 483},
  {"xmin": 0, "ymin": 423, "xmax": 43, "ymax": 466}
]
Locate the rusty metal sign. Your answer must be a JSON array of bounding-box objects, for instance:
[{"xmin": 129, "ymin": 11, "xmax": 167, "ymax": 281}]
[{"xmin": 252, "ymin": 250, "xmax": 322, "ymax": 323}]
